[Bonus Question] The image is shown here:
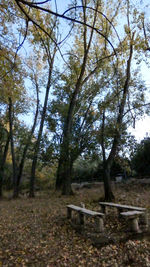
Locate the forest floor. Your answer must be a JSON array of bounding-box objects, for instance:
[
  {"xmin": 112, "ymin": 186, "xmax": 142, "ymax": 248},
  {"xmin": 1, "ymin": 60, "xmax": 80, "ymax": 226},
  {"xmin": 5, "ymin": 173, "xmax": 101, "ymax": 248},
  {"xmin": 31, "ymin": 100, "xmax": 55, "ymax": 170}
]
[{"xmin": 0, "ymin": 183, "xmax": 150, "ymax": 266}]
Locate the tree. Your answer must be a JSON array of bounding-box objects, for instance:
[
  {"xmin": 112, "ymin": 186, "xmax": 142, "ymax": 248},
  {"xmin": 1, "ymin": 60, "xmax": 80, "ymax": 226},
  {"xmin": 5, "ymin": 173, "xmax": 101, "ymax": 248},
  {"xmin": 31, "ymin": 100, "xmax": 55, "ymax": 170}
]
[
  {"xmin": 5, "ymin": 0, "xmax": 149, "ymax": 199},
  {"xmin": 27, "ymin": 10, "xmax": 58, "ymax": 197},
  {"xmin": 0, "ymin": 0, "xmax": 30, "ymax": 197},
  {"xmin": 46, "ymin": 74, "xmax": 100, "ymax": 186},
  {"xmin": 55, "ymin": 0, "xmax": 120, "ymax": 195},
  {"xmin": 14, "ymin": 57, "xmax": 40, "ymax": 197},
  {"xmin": 131, "ymin": 136, "xmax": 150, "ymax": 177},
  {"xmin": 0, "ymin": 55, "xmax": 27, "ymax": 198},
  {"xmin": 91, "ymin": 0, "xmax": 149, "ymax": 200}
]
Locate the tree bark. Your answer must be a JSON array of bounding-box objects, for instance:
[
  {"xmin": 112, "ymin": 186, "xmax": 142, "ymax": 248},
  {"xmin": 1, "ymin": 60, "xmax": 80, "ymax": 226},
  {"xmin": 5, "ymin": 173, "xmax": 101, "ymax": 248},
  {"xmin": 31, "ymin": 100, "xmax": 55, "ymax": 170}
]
[
  {"xmin": 8, "ymin": 97, "xmax": 18, "ymax": 198},
  {"xmin": 103, "ymin": 162, "xmax": 115, "ymax": 201},
  {"xmin": 55, "ymin": 153, "xmax": 65, "ymax": 190},
  {"xmin": 0, "ymin": 133, "xmax": 10, "ymax": 198}
]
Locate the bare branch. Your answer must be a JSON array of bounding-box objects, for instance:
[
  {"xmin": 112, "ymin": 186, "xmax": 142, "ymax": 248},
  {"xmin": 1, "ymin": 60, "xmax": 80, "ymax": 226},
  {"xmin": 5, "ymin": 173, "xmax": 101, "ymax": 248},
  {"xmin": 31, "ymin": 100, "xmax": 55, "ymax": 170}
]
[
  {"xmin": 142, "ymin": 16, "xmax": 150, "ymax": 51},
  {"xmin": 31, "ymin": 0, "xmax": 51, "ymax": 5},
  {"xmin": 123, "ymin": 102, "xmax": 150, "ymax": 118},
  {"xmin": 14, "ymin": 0, "xmax": 117, "ymax": 55},
  {"xmin": 62, "ymin": 5, "xmax": 121, "ymax": 44},
  {"xmin": 14, "ymin": 18, "xmax": 29, "ymax": 62}
]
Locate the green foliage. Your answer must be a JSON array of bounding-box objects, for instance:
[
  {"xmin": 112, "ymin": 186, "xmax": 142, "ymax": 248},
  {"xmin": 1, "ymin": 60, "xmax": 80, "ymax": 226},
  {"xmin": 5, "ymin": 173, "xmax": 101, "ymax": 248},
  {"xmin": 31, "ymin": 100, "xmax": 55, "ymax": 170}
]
[
  {"xmin": 73, "ymin": 156, "xmax": 103, "ymax": 183},
  {"xmin": 131, "ymin": 137, "xmax": 150, "ymax": 177},
  {"xmin": 111, "ymin": 156, "xmax": 131, "ymax": 178},
  {"xmin": 35, "ymin": 165, "xmax": 57, "ymax": 190}
]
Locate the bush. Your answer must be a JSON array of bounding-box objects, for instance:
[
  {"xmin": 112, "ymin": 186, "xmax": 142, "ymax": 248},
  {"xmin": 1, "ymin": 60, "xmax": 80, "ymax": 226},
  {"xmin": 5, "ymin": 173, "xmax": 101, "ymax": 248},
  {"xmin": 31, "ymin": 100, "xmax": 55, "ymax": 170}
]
[{"xmin": 73, "ymin": 157, "xmax": 103, "ymax": 183}]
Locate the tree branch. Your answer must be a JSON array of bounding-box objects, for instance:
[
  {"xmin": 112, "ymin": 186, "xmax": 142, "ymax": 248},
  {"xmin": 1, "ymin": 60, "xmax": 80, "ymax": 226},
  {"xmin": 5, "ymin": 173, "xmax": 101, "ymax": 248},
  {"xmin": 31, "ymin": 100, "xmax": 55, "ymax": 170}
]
[{"xmin": 14, "ymin": 0, "xmax": 117, "ymax": 55}]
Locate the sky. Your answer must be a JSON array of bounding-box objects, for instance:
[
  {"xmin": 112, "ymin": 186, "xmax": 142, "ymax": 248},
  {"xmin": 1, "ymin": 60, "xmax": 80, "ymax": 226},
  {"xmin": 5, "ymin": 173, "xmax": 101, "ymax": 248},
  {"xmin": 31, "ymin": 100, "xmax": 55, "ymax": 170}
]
[
  {"xmin": 18, "ymin": 0, "xmax": 150, "ymax": 142},
  {"xmin": 131, "ymin": 116, "xmax": 150, "ymax": 141},
  {"xmin": 129, "ymin": 61, "xmax": 150, "ymax": 141}
]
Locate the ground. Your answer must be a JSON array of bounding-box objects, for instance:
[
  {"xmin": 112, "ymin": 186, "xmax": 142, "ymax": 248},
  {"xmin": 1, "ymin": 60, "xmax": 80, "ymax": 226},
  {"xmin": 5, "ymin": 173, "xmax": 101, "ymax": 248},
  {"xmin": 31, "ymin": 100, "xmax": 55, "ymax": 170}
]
[{"xmin": 0, "ymin": 183, "xmax": 150, "ymax": 266}]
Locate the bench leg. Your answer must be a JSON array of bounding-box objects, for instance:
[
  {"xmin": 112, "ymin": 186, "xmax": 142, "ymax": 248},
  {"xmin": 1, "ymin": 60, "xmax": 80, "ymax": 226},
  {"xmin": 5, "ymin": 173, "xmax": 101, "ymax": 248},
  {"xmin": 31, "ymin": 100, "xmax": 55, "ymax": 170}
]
[
  {"xmin": 79, "ymin": 212, "xmax": 84, "ymax": 225},
  {"xmin": 130, "ymin": 217, "xmax": 141, "ymax": 233},
  {"xmin": 118, "ymin": 208, "xmax": 125, "ymax": 219},
  {"xmin": 100, "ymin": 206, "xmax": 106, "ymax": 214},
  {"xmin": 67, "ymin": 208, "xmax": 72, "ymax": 219},
  {"xmin": 95, "ymin": 217, "xmax": 104, "ymax": 232},
  {"xmin": 118, "ymin": 208, "xmax": 124, "ymax": 214},
  {"xmin": 139, "ymin": 213, "xmax": 148, "ymax": 230}
]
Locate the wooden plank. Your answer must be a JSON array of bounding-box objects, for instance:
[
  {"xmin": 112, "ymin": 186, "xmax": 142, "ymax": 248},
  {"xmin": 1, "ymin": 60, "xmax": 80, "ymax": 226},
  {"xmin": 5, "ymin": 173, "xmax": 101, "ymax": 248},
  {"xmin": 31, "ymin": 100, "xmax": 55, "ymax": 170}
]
[{"xmin": 99, "ymin": 202, "xmax": 146, "ymax": 211}]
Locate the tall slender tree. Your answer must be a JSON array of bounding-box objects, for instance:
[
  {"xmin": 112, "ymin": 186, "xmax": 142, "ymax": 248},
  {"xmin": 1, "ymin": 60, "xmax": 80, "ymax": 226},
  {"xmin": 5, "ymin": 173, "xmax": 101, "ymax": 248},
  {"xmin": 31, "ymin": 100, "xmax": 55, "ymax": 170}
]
[{"xmin": 27, "ymin": 11, "xmax": 58, "ymax": 197}]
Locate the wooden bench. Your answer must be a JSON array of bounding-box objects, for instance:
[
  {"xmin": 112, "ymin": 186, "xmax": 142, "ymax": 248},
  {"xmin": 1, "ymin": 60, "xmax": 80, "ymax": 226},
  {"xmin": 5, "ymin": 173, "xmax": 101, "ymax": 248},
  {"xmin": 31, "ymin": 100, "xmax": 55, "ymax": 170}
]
[
  {"xmin": 120, "ymin": 210, "xmax": 144, "ymax": 233},
  {"xmin": 67, "ymin": 204, "xmax": 105, "ymax": 232}
]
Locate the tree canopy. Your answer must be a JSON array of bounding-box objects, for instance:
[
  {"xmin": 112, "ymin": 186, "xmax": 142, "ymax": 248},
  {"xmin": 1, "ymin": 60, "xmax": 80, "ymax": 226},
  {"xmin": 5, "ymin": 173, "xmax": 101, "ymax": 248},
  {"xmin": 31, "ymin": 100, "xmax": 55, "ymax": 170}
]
[{"xmin": 0, "ymin": 0, "xmax": 150, "ymax": 199}]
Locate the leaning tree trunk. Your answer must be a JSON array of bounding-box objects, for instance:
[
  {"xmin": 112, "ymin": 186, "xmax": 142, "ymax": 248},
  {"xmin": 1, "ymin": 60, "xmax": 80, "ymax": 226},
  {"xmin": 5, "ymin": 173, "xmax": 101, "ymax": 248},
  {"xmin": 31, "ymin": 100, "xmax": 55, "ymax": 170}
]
[
  {"xmin": 103, "ymin": 161, "xmax": 115, "ymax": 201},
  {"xmin": 101, "ymin": 109, "xmax": 115, "ymax": 201},
  {"xmin": 29, "ymin": 151, "xmax": 38, "ymax": 198},
  {"xmin": 0, "ymin": 133, "xmax": 10, "ymax": 198},
  {"xmin": 102, "ymin": 33, "xmax": 134, "ymax": 201},
  {"xmin": 8, "ymin": 97, "xmax": 18, "ymax": 198},
  {"xmin": 16, "ymin": 81, "xmax": 39, "ymax": 196},
  {"xmin": 29, "ymin": 95, "xmax": 48, "ymax": 198}
]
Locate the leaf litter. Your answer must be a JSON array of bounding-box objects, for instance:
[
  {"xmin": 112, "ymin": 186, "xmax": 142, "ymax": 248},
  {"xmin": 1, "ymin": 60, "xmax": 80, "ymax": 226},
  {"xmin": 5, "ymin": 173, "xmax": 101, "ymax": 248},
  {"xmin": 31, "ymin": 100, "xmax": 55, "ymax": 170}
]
[{"xmin": 0, "ymin": 184, "xmax": 150, "ymax": 266}]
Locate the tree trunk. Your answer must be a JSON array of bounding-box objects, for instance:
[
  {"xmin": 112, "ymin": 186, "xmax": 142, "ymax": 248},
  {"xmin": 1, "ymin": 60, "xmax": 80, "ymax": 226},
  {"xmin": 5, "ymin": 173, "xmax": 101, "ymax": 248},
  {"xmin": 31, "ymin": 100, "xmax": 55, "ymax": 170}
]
[
  {"xmin": 29, "ymin": 51, "xmax": 56, "ymax": 198},
  {"xmin": 16, "ymin": 81, "xmax": 39, "ymax": 196},
  {"xmin": 0, "ymin": 133, "xmax": 10, "ymax": 198},
  {"xmin": 29, "ymin": 155, "xmax": 37, "ymax": 198},
  {"xmin": 62, "ymin": 175, "xmax": 73, "ymax": 195},
  {"xmin": 100, "ymin": 34, "xmax": 134, "ymax": 201},
  {"xmin": 103, "ymin": 161, "xmax": 115, "ymax": 201},
  {"xmin": 8, "ymin": 97, "xmax": 18, "ymax": 198},
  {"xmin": 55, "ymin": 154, "xmax": 64, "ymax": 190},
  {"xmin": 56, "ymin": 140, "xmax": 74, "ymax": 195},
  {"xmin": 56, "ymin": 146, "xmax": 78, "ymax": 194},
  {"xmin": 100, "ymin": 109, "xmax": 115, "ymax": 201},
  {"xmin": 61, "ymin": 156, "xmax": 73, "ymax": 195}
]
